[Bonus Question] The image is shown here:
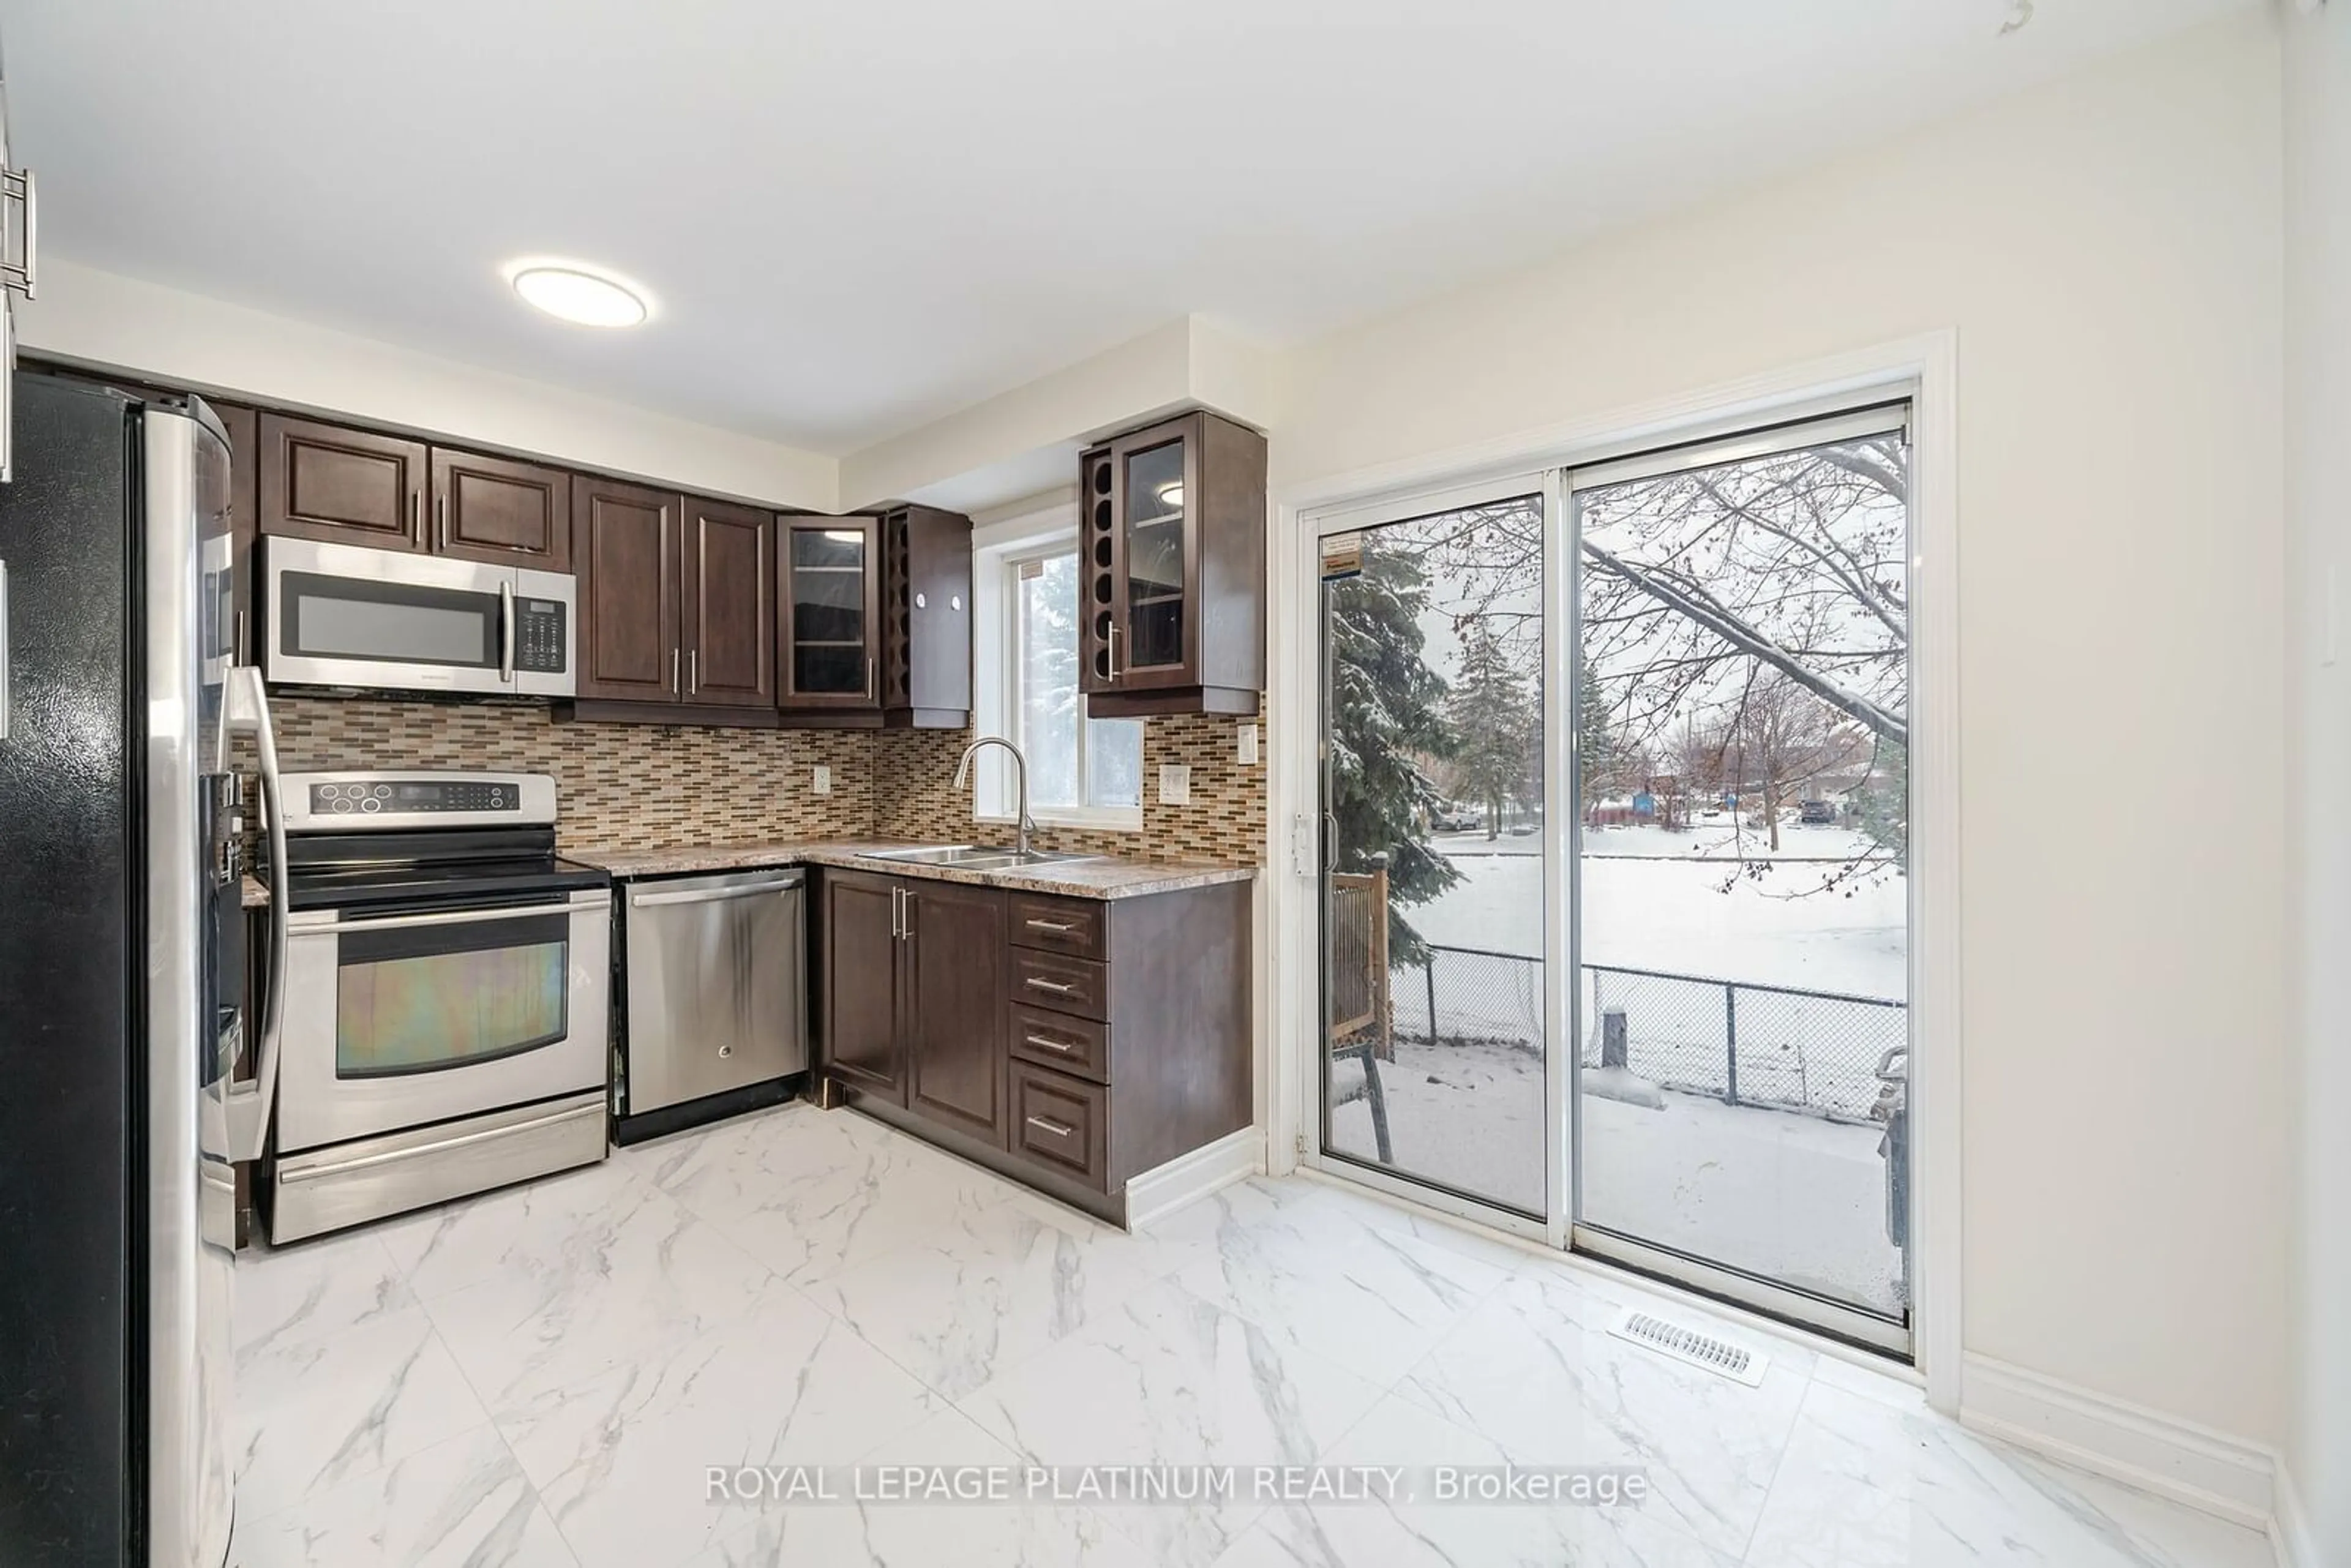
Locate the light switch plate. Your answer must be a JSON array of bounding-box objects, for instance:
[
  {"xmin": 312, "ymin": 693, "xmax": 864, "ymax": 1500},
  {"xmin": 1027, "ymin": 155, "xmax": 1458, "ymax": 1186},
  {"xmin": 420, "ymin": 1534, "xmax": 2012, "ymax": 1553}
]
[
  {"xmin": 1237, "ymin": 722, "xmax": 1259, "ymax": 765},
  {"xmin": 812, "ymin": 765, "xmax": 832, "ymax": 797},
  {"xmin": 1158, "ymin": 763, "xmax": 1191, "ymax": 806}
]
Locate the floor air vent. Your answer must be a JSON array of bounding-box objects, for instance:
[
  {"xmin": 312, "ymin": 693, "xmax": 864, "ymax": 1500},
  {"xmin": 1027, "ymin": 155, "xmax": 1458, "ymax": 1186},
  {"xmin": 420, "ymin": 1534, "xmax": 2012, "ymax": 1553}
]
[{"xmin": 1607, "ymin": 1307, "xmax": 1769, "ymax": 1387}]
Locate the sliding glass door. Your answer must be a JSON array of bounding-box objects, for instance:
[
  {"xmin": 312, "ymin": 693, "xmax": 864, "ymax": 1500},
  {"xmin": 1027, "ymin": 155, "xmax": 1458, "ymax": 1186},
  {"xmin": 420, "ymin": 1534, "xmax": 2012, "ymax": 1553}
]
[
  {"xmin": 1568, "ymin": 407, "xmax": 1913, "ymax": 1349},
  {"xmin": 1318, "ymin": 483, "xmax": 1555, "ymax": 1221},
  {"xmin": 1308, "ymin": 405, "xmax": 1915, "ymax": 1353}
]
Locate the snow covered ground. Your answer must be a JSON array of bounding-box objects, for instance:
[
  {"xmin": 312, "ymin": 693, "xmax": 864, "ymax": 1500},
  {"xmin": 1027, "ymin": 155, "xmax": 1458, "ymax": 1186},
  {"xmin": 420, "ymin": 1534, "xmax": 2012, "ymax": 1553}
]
[
  {"xmin": 1322, "ymin": 820, "xmax": 1910, "ymax": 1318},
  {"xmin": 1412, "ymin": 825, "xmax": 1907, "ymax": 1000},
  {"xmin": 1326, "ymin": 1041, "xmax": 1906, "ymax": 1316}
]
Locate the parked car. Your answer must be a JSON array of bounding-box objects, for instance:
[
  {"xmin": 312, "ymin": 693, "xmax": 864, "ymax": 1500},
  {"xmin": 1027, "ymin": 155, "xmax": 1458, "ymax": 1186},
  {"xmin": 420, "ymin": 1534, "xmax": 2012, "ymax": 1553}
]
[
  {"xmin": 1798, "ymin": 798, "xmax": 1838, "ymax": 825},
  {"xmin": 1430, "ymin": 801, "xmax": 1480, "ymax": 833}
]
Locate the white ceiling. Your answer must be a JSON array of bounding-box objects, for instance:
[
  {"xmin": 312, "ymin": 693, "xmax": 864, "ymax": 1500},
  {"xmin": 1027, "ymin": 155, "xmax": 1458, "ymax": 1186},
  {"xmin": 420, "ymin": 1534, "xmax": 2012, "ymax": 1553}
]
[{"xmin": 1, "ymin": 0, "xmax": 2256, "ymax": 457}]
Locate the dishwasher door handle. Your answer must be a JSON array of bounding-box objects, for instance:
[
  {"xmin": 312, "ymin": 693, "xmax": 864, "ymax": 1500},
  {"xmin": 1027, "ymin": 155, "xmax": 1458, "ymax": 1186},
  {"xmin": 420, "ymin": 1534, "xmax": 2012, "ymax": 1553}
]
[{"xmin": 628, "ymin": 876, "xmax": 802, "ymax": 909}]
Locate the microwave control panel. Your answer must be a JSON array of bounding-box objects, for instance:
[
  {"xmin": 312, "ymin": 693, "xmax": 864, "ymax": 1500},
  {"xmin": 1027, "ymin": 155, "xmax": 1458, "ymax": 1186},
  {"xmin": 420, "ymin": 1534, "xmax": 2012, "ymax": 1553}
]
[{"xmin": 515, "ymin": 599, "xmax": 569, "ymax": 674}]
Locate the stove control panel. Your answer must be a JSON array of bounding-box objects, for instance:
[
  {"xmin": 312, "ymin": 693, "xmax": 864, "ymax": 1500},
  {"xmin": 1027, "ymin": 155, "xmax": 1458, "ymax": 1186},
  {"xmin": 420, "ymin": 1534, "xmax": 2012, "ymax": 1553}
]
[
  {"xmin": 282, "ymin": 771, "xmax": 558, "ymax": 831},
  {"xmin": 309, "ymin": 779, "xmax": 520, "ymax": 815}
]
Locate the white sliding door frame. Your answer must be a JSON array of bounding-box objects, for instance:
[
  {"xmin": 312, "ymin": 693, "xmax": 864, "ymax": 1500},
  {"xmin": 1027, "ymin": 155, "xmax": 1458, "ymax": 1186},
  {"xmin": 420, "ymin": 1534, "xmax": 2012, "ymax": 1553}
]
[
  {"xmin": 1298, "ymin": 469, "xmax": 1562, "ymax": 1245},
  {"xmin": 1265, "ymin": 332, "xmax": 1962, "ymax": 1409}
]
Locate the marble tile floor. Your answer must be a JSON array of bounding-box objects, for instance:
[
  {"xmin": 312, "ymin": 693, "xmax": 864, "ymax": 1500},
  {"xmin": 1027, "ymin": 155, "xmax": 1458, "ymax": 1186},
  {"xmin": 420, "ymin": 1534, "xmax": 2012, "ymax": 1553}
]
[{"xmin": 229, "ymin": 1101, "xmax": 2276, "ymax": 1567}]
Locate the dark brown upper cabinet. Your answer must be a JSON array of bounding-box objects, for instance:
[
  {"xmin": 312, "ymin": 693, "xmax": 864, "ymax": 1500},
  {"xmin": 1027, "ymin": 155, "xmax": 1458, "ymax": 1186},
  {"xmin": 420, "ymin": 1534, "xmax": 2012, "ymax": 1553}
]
[
  {"xmin": 572, "ymin": 478, "xmax": 680, "ymax": 703},
  {"xmin": 778, "ymin": 505, "xmax": 972, "ymax": 729},
  {"xmin": 568, "ymin": 482, "xmax": 776, "ymax": 716},
  {"xmin": 260, "ymin": 413, "xmax": 572, "ymax": 572},
  {"xmin": 430, "ymin": 447, "xmax": 571, "ymax": 570},
  {"xmin": 258, "ymin": 413, "xmax": 429, "ymax": 552},
  {"xmin": 681, "ymin": 496, "xmax": 776, "ymax": 708},
  {"xmin": 1078, "ymin": 410, "xmax": 1265, "ymax": 718},
  {"xmin": 778, "ymin": 515, "xmax": 882, "ymax": 713}
]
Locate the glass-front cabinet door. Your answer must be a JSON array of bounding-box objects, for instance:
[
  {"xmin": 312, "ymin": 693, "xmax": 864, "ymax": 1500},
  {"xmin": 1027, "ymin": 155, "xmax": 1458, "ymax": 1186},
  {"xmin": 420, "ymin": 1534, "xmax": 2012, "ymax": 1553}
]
[
  {"xmin": 781, "ymin": 516, "xmax": 882, "ymax": 708},
  {"xmin": 1119, "ymin": 433, "xmax": 1192, "ymax": 684},
  {"xmin": 1082, "ymin": 416, "xmax": 1203, "ymax": 695}
]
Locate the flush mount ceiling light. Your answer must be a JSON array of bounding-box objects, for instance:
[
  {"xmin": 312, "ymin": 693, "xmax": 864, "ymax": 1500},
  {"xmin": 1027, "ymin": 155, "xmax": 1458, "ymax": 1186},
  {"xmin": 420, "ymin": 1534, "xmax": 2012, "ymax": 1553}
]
[{"xmin": 504, "ymin": 260, "xmax": 650, "ymax": 328}]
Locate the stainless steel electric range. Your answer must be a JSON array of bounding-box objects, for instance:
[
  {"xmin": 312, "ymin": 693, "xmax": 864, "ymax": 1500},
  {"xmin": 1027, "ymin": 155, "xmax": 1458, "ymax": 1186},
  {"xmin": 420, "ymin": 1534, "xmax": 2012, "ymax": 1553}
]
[{"xmin": 259, "ymin": 770, "xmax": 611, "ymax": 1242}]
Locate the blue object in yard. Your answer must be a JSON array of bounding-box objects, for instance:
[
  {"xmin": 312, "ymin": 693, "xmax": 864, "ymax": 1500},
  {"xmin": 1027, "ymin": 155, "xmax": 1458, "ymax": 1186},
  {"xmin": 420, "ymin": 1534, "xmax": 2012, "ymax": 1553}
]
[{"xmin": 1632, "ymin": 791, "xmax": 1655, "ymax": 817}]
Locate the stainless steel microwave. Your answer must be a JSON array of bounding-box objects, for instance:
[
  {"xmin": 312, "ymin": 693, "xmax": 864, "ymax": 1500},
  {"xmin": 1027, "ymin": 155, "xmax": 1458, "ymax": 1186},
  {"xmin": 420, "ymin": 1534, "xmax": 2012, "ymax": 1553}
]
[{"xmin": 260, "ymin": 536, "xmax": 576, "ymax": 698}]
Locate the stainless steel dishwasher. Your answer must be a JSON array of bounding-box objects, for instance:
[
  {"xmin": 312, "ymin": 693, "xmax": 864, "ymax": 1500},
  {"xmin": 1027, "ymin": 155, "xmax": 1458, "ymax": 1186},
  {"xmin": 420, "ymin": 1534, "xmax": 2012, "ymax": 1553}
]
[{"xmin": 614, "ymin": 868, "xmax": 808, "ymax": 1142}]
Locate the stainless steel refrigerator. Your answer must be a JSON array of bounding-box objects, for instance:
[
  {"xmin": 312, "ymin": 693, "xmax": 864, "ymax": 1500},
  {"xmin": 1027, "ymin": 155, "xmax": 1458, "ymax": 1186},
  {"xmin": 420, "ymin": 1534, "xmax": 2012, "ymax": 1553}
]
[{"xmin": 0, "ymin": 370, "xmax": 269, "ymax": 1566}]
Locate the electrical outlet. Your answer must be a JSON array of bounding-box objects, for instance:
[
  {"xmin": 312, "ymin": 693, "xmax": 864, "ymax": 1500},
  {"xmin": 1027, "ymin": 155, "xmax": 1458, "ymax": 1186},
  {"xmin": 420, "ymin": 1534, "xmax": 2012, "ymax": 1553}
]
[
  {"xmin": 812, "ymin": 765, "xmax": 832, "ymax": 797},
  {"xmin": 1237, "ymin": 722, "xmax": 1259, "ymax": 765},
  {"xmin": 1158, "ymin": 763, "xmax": 1191, "ymax": 806}
]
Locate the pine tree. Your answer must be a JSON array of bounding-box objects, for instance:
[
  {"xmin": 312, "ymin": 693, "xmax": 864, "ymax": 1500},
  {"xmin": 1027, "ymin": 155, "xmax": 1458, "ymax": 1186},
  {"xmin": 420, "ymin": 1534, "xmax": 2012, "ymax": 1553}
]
[
  {"xmin": 1444, "ymin": 621, "xmax": 1531, "ymax": 841},
  {"xmin": 1577, "ymin": 656, "xmax": 1614, "ymax": 810},
  {"xmin": 1327, "ymin": 549, "xmax": 1458, "ymax": 963}
]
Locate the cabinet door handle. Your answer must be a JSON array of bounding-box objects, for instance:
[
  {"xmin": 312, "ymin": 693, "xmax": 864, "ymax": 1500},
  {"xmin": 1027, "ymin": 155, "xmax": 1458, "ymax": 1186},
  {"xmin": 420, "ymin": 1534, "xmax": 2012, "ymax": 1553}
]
[
  {"xmin": 670, "ymin": 647, "xmax": 680, "ymax": 696},
  {"xmin": 1024, "ymin": 976, "xmax": 1076, "ymax": 996},
  {"xmin": 1106, "ymin": 623, "xmax": 1120, "ymax": 682},
  {"xmin": 1024, "ymin": 918, "xmax": 1078, "ymax": 934},
  {"xmin": 234, "ymin": 609, "xmax": 246, "ymax": 669},
  {"xmin": 866, "ymin": 655, "xmax": 876, "ymax": 701},
  {"xmin": 1022, "ymin": 1033, "xmax": 1077, "ymax": 1056},
  {"xmin": 408, "ymin": 489, "xmax": 421, "ymax": 546},
  {"xmin": 437, "ymin": 493, "xmax": 449, "ymax": 550},
  {"xmin": 688, "ymin": 648, "xmax": 699, "ymax": 697},
  {"xmin": 1024, "ymin": 1114, "xmax": 1074, "ymax": 1139}
]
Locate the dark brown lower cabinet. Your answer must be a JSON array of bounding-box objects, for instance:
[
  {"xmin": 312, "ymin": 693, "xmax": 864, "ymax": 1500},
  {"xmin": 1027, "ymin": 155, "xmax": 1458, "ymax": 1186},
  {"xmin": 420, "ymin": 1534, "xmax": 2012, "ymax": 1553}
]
[
  {"xmin": 820, "ymin": 871, "xmax": 908, "ymax": 1101},
  {"xmin": 819, "ymin": 869, "xmax": 1251, "ymax": 1225},
  {"xmin": 903, "ymin": 881, "xmax": 1009, "ymax": 1145}
]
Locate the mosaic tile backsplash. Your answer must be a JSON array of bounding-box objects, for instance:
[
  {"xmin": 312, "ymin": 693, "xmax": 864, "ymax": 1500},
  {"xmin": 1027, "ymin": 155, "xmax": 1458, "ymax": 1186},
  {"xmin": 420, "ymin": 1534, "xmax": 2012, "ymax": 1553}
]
[{"xmin": 265, "ymin": 697, "xmax": 1267, "ymax": 866}]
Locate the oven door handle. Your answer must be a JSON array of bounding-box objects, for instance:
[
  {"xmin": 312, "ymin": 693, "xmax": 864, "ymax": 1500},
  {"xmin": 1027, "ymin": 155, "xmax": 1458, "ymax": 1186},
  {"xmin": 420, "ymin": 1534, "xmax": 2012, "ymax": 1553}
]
[
  {"xmin": 223, "ymin": 666, "xmax": 288, "ymax": 1166},
  {"xmin": 332, "ymin": 893, "xmax": 610, "ymax": 934}
]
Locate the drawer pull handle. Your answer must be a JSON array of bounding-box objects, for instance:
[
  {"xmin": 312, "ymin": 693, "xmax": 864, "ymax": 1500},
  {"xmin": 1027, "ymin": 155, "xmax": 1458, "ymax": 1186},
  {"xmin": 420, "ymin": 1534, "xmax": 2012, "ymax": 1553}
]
[
  {"xmin": 1023, "ymin": 1032, "xmax": 1077, "ymax": 1055},
  {"xmin": 1025, "ymin": 1114, "xmax": 1075, "ymax": 1139},
  {"xmin": 1024, "ymin": 918, "xmax": 1079, "ymax": 934},
  {"xmin": 1025, "ymin": 976, "xmax": 1077, "ymax": 995}
]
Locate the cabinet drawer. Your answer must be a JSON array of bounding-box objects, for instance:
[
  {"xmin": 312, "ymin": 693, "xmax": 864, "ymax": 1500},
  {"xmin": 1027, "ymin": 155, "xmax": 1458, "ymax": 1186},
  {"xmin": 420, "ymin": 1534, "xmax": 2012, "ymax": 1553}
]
[
  {"xmin": 1010, "ymin": 1063, "xmax": 1109, "ymax": 1191},
  {"xmin": 1010, "ymin": 950, "xmax": 1108, "ymax": 1021},
  {"xmin": 1008, "ymin": 893, "xmax": 1104, "ymax": 959},
  {"xmin": 1008, "ymin": 1003, "xmax": 1108, "ymax": 1084}
]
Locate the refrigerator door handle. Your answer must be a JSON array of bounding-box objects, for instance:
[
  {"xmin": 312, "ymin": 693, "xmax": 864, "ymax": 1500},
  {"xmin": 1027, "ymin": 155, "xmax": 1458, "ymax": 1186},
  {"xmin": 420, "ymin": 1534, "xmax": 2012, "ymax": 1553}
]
[{"xmin": 223, "ymin": 665, "xmax": 288, "ymax": 1164}]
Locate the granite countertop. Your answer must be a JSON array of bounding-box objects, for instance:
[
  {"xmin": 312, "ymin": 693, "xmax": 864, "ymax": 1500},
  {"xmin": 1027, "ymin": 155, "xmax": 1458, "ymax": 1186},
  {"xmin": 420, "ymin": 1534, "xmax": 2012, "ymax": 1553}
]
[
  {"xmin": 566, "ymin": 839, "xmax": 1257, "ymax": 901},
  {"xmin": 242, "ymin": 874, "xmax": 269, "ymax": 910}
]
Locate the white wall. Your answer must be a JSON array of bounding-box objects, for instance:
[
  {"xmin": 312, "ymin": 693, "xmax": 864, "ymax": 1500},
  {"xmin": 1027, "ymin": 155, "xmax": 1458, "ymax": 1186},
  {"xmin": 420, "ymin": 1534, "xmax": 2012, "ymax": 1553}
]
[
  {"xmin": 1273, "ymin": 13, "xmax": 2289, "ymax": 1446},
  {"xmin": 2283, "ymin": 0, "xmax": 2351, "ymax": 1554},
  {"xmin": 17, "ymin": 260, "xmax": 839, "ymax": 510},
  {"xmin": 839, "ymin": 316, "xmax": 1281, "ymax": 512}
]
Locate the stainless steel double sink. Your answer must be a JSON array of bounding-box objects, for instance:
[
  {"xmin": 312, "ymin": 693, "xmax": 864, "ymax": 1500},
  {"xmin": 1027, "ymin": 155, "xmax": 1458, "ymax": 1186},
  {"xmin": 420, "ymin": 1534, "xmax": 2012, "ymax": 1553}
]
[{"xmin": 856, "ymin": 844, "xmax": 1103, "ymax": 873}]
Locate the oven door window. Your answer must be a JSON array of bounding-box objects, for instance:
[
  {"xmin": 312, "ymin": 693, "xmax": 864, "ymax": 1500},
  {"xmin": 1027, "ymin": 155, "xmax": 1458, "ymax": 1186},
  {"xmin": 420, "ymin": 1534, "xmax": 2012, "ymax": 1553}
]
[
  {"xmin": 280, "ymin": 571, "xmax": 500, "ymax": 670},
  {"xmin": 335, "ymin": 911, "xmax": 569, "ymax": 1078}
]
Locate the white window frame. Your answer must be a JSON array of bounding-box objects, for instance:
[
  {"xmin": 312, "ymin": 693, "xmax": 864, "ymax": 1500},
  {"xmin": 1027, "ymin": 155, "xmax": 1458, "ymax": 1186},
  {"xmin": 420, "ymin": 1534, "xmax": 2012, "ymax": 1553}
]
[{"xmin": 971, "ymin": 500, "xmax": 1146, "ymax": 832}]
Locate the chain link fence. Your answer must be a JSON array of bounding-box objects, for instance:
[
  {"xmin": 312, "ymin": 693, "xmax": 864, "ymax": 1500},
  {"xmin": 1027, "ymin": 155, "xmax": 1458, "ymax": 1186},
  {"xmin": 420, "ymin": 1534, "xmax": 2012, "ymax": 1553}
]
[{"xmin": 1385, "ymin": 945, "xmax": 1904, "ymax": 1123}]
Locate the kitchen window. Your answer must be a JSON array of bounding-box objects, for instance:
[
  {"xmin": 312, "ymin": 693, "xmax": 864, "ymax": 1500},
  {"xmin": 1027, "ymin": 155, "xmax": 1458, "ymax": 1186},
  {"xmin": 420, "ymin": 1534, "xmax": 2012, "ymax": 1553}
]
[{"xmin": 1004, "ymin": 546, "xmax": 1144, "ymax": 824}]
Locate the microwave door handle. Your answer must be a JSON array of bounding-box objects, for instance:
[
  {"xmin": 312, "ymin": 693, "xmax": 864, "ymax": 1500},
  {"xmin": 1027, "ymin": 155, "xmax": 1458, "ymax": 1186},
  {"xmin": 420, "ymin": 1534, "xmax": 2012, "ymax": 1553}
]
[
  {"xmin": 222, "ymin": 666, "xmax": 287, "ymax": 1166},
  {"xmin": 499, "ymin": 580, "xmax": 516, "ymax": 684}
]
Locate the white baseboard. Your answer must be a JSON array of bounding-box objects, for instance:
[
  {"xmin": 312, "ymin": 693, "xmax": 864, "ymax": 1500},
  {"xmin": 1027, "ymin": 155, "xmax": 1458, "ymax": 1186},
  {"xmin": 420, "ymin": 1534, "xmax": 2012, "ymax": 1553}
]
[
  {"xmin": 2271, "ymin": 1461, "xmax": 2318, "ymax": 1568},
  {"xmin": 1123, "ymin": 1127, "xmax": 1264, "ymax": 1229},
  {"xmin": 1959, "ymin": 1354, "xmax": 2274, "ymax": 1532}
]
